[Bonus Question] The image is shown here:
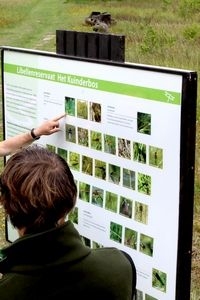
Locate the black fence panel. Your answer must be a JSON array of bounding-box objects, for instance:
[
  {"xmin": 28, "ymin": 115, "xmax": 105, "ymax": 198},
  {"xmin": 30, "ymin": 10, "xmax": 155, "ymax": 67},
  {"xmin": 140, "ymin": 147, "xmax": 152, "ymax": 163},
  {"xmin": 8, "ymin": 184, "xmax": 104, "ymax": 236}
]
[{"xmin": 56, "ymin": 30, "xmax": 125, "ymax": 62}]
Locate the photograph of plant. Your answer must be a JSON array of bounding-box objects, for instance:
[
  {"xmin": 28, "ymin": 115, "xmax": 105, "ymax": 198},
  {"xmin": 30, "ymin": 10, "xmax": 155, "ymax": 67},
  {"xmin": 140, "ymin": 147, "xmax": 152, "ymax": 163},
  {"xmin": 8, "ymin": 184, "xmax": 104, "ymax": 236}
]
[
  {"xmin": 124, "ymin": 227, "xmax": 138, "ymax": 250},
  {"xmin": 92, "ymin": 241, "xmax": 103, "ymax": 249},
  {"xmin": 135, "ymin": 290, "xmax": 143, "ymax": 300},
  {"xmin": 118, "ymin": 138, "xmax": 131, "ymax": 159},
  {"xmin": 104, "ymin": 134, "xmax": 116, "ymax": 155},
  {"xmin": 145, "ymin": 294, "xmax": 158, "ymax": 300},
  {"xmin": 90, "ymin": 130, "xmax": 102, "ymax": 151},
  {"xmin": 138, "ymin": 173, "xmax": 151, "ymax": 195},
  {"xmin": 95, "ymin": 159, "xmax": 106, "ymax": 180},
  {"xmin": 133, "ymin": 142, "xmax": 147, "ymax": 164},
  {"xmin": 69, "ymin": 151, "xmax": 80, "ymax": 171},
  {"xmin": 78, "ymin": 127, "xmax": 89, "ymax": 147},
  {"xmin": 77, "ymin": 99, "xmax": 88, "ymax": 119},
  {"xmin": 152, "ymin": 268, "xmax": 167, "ymax": 293},
  {"xmin": 91, "ymin": 186, "xmax": 104, "ymax": 207},
  {"xmin": 110, "ymin": 221, "xmax": 122, "ymax": 243},
  {"xmin": 123, "ymin": 168, "xmax": 135, "ymax": 190},
  {"xmin": 68, "ymin": 206, "xmax": 78, "ymax": 224},
  {"xmin": 139, "ymin": 233, "xmax": 154, "ymax": 257},
  {"xmin": 105, "ymin": 191, "xmax": 118, "ymax": 213},
  {"xmin": 149, "ymin": 146, "xmax": 163, "ymax": 169},
  {"xmin": 108, "ymin": 163, "xmax": 121, "ymax": 184},
  {"xmin": 46, "ymin": 144, "xmax": 56, "ymax": 153},
  {"xmin": 65, "ymin": 124, "xmax": 76, "ymax": 143},
  {"xmin": 134, "ymin": 201, "xmax": 148, "ymax": 225},
  {"xmin": 137, "ymin": 112, "xmax": 151, "ymax": 135},
  {"xmin": 82, "ymin": 155, "xmax": 93, "ymax": 176},
  {"xmin": 119, "ymin": 196, "xmax": 133, "ymax": 218},
  {"xmin": 57, "ymin": 147, "xmax": 68, "ymax": 161},
  {"xmin": 79, "ymin": 181, "xmax": 90, "ymax": 202},
  {"xmin": 90, "ymin": 102, "xmax": 101, "ymax": 122},
  {"xmin": 81, "ymin": 236, "xmax": 91, "ymax": 247},
  {"xmin": 65, "ymin": 96, "xmax": 75, "ymax": 116}
]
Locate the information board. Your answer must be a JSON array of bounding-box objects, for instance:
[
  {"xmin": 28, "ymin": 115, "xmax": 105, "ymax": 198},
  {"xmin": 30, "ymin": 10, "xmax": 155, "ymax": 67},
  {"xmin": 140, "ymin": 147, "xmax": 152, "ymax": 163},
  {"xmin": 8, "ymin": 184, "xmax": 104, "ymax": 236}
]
[{"xmin": 1, "ymin": 47, "xmax": 197, "ymax": 300}]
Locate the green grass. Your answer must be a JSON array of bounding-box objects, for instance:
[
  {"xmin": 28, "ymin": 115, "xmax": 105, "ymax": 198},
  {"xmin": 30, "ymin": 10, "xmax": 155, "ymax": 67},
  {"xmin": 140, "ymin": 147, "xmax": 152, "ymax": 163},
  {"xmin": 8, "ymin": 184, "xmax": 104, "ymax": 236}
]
[{"xmin": 0, "ymin": 0, "xmax": 200, "ymax": 298}]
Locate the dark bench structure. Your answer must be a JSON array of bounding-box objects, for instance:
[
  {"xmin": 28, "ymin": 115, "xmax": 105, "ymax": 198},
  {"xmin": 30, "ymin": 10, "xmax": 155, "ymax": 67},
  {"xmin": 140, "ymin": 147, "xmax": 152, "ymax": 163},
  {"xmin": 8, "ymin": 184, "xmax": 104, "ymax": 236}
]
[{"xmin": 56, "ymin": 30, "xmax": 125, "ymax": 62}]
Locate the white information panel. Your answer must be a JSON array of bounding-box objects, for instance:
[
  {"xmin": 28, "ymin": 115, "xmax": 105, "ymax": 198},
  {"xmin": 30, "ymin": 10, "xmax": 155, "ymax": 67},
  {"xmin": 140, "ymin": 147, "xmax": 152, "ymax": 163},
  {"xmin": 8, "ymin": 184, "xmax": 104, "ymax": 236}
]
[{"xmin": 1, "ymin": 47, "xmax": 197, "ymax": 300}]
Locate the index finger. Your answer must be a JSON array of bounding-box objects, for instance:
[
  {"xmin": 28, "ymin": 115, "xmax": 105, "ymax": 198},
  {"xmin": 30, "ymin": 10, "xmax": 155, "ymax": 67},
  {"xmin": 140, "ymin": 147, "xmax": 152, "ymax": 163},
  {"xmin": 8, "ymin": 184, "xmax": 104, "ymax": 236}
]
[{"xmin": 52, "ymin": 113, "xmax": 66, "ymax": 121}]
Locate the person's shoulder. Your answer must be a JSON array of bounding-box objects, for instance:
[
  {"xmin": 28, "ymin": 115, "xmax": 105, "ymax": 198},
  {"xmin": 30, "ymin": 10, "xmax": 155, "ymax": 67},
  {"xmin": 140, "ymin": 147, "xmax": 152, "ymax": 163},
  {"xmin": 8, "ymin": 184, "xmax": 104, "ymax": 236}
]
[
  {"xmin": 89, "ymin": 248, "xmax": 136, "ymax": 299},
  {"xmin": 93, "ymin": 246, "xmax": 129, "ymax": 257},
  {"xmin": 91, "ymin": 247, "xmax": 133, "ymax": 268},
  {"xmin": 91, "ymin": 247, "xmax": 136, "ymax": 280}
]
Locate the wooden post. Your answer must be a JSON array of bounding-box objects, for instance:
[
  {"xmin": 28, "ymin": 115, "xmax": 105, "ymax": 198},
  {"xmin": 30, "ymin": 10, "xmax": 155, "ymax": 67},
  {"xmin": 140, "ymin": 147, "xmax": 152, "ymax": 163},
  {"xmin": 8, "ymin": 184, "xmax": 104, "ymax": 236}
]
[{"xmin": 56, "ymin": 30, "xmax": 125, "ymax": 62}]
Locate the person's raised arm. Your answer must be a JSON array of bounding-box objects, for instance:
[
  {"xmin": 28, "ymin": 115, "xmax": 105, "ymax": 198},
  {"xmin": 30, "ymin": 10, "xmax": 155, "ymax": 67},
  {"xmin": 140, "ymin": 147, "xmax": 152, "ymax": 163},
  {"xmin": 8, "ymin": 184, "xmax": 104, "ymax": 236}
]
[{"xmin": 0, "ymin": 113, "xmax": 66, "ymax": 157}]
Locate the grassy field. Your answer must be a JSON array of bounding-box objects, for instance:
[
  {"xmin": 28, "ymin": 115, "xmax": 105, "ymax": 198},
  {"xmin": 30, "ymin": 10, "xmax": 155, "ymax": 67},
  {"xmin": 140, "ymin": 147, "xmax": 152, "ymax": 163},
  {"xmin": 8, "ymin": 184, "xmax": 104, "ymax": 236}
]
[{"xmin": 0, "ymin": 0, "xmax": 200, "ymax": 299}]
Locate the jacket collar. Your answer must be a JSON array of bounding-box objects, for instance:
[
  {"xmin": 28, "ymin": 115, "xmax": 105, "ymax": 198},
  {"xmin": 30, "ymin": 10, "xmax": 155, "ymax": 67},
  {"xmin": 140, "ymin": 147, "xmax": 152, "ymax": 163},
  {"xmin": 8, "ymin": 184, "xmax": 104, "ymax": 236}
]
[{"xmin": 0, "ymin": 221, "xmax": 91, "ymax": 273}]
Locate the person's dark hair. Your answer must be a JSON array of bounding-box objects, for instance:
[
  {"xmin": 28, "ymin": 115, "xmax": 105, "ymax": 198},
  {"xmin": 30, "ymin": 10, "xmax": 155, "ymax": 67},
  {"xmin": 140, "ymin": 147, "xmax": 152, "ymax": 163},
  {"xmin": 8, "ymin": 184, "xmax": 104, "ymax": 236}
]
[{"xmin": 0, "ymin": 145, "xmax": 77, "ymax": 234}]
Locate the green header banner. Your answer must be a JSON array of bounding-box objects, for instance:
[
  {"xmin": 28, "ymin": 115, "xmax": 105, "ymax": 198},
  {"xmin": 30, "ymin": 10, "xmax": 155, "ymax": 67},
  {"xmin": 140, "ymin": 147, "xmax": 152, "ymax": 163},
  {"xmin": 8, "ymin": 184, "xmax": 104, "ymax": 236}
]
[{"xmin": 4, "ymin": 63, "xmax": 181, "ymax": 105}]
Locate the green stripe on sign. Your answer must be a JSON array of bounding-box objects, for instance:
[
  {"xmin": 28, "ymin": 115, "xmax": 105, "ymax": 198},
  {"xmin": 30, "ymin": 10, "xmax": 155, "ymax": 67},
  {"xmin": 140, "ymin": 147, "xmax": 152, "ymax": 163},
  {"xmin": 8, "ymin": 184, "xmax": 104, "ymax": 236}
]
[
  {"xmin": 4, "ymin": 63, "xmax": 181, "ymax": 105},
  {"xmin": 98, "ymin": 80, "xmax": 180, "ymax": 104}
]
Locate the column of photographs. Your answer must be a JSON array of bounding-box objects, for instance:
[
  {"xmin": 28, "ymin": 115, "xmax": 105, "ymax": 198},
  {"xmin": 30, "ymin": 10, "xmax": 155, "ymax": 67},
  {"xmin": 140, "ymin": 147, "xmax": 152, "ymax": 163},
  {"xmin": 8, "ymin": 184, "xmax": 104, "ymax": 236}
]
[{"xmin": 46, "ymin": 96, "xmax": 166, "ymax": 299}]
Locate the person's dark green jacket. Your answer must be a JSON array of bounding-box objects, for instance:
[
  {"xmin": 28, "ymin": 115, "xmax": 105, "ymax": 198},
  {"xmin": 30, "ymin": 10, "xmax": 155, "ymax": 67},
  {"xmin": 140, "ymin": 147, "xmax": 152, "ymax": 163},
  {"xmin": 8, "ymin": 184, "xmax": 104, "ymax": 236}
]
[{"xmin": 0, "ymin": 221, "xmax": 136, "ymax": 300}]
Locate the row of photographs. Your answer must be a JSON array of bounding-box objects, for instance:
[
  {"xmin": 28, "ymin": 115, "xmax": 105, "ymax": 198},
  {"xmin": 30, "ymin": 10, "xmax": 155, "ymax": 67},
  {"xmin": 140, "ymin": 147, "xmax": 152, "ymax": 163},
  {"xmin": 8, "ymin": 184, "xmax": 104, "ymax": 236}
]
[
  {"xmin": 65, "ymin": 97, "xmax": 152, "ymax": 136},
  {"xmin": 47, "ymin": 145, "xmax": 152, "ymax": 196},
  {"xmin": 78, "ymin": 181, "xmax": 148, "ymax": 224},
  {"xmin": 65, "ymin": 124, "xmax": 163, "ymax": 169},
  {"xmin": 69, "ymin": 205, "xmax": 152, "ymax": 255}
]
